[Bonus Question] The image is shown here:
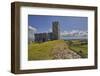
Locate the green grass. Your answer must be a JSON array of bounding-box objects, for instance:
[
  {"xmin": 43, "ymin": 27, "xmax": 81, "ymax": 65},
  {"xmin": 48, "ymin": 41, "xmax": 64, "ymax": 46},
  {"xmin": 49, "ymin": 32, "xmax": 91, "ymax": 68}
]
[
  {"xmin": 66, "ymin": 40, "xmax": 88, "ymax": 58},
  {"xmin": 28, "ymin": 40, "xmax": 66, "ymax": 60},
  {"xmin": 28, "ymin": 40, "xmax": 88, "ymax": 60}
]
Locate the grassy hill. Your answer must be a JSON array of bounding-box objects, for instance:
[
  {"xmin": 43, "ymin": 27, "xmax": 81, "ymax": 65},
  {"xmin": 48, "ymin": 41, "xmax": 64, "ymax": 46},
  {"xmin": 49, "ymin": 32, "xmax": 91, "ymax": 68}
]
[
  {"xmin": 28, "ymin": 40, "xmax": 68, "ymax": 60},
  {"xmin": 28, "ymin": 40, "xmax": 86, "ymax": 60}
]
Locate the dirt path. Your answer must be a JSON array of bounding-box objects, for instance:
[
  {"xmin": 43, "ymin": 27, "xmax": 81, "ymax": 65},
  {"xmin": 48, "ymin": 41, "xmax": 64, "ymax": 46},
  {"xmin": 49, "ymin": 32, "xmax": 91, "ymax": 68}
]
[{"xmin": 51, "ymin": 41, "xmax": 81, "ymax": 59}]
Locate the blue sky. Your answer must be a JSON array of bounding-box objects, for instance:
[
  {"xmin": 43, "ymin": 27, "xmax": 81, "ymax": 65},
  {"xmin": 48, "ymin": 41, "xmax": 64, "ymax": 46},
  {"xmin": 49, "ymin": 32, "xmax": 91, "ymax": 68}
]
[{"xmin": 28, "ymin": 15, "xmax": 88, "ymax": 33}]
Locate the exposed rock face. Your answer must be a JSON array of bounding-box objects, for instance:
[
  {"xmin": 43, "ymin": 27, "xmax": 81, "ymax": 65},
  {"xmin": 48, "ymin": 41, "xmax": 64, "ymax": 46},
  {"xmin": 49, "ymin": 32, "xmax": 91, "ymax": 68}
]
[{"xmin": 52, "ymin": 41, "xmax": 81, "ymax": 59}]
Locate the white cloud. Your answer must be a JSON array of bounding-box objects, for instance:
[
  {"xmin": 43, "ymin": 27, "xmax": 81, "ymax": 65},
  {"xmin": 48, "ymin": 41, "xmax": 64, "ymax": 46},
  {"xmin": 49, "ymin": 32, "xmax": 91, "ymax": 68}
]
[
  {"xmin": 61, "ymin": 30, "xmax": 88, "ymax": 37},
  {"xmin": 28, "ymin": 25, "xmax": 37, "ymax": 32},
  {"xmin": 70, "ymin": 30, "xmax": 79, "ymax": 34}
]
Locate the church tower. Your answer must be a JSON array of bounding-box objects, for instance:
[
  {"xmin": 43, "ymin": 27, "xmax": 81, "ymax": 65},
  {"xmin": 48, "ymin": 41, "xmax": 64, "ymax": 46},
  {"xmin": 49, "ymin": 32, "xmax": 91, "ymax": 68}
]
[{"xmin": 52, "ymin": 21, "xmax": 60, "ymax": 40}]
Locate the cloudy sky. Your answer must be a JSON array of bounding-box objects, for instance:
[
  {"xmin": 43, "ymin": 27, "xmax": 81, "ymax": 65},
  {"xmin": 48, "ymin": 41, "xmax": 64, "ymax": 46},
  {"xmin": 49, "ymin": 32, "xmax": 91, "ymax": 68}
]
[{"xmin": 28, "ymin": 15, "xmax": 88, "ymax": 34}]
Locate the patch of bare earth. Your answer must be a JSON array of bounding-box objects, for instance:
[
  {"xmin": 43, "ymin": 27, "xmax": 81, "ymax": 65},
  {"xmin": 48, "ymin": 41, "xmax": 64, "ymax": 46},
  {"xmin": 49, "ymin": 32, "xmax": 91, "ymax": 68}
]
[{"xmin": 52, "ymin": 41, "xmax": 81, "ymax": 59}]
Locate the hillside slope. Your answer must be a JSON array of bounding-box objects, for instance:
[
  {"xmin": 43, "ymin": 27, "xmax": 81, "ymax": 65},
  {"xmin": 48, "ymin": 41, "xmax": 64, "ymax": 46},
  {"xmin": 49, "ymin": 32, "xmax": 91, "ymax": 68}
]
[{"xmin": 28, "ymin": 40, "xmax": 81, "ymax": 60}]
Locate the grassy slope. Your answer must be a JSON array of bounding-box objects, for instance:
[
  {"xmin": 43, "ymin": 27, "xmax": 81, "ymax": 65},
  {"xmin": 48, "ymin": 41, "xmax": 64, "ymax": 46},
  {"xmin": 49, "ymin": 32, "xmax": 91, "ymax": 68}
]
[
  {"xmin": 66, "ymin": 40, "xmax": 88, "ymax": 58},
  {"xmin": 28, "ymin": 40, "xmax": 88, "ymax": 60},
  {"xmin": 28, "ymin": 40, "xmax": 67, "ymax": 60},
  {"xmin": 70, "ymin": 45, "xmax": 88, "ymax": 58}
]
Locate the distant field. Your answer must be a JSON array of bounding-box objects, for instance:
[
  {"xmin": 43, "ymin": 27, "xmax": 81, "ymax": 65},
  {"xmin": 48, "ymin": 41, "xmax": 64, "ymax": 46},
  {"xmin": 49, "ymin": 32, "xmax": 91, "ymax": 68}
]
[{"xmin": 28, "ymin": 40, "xmax": 88, "ymax": 60}]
